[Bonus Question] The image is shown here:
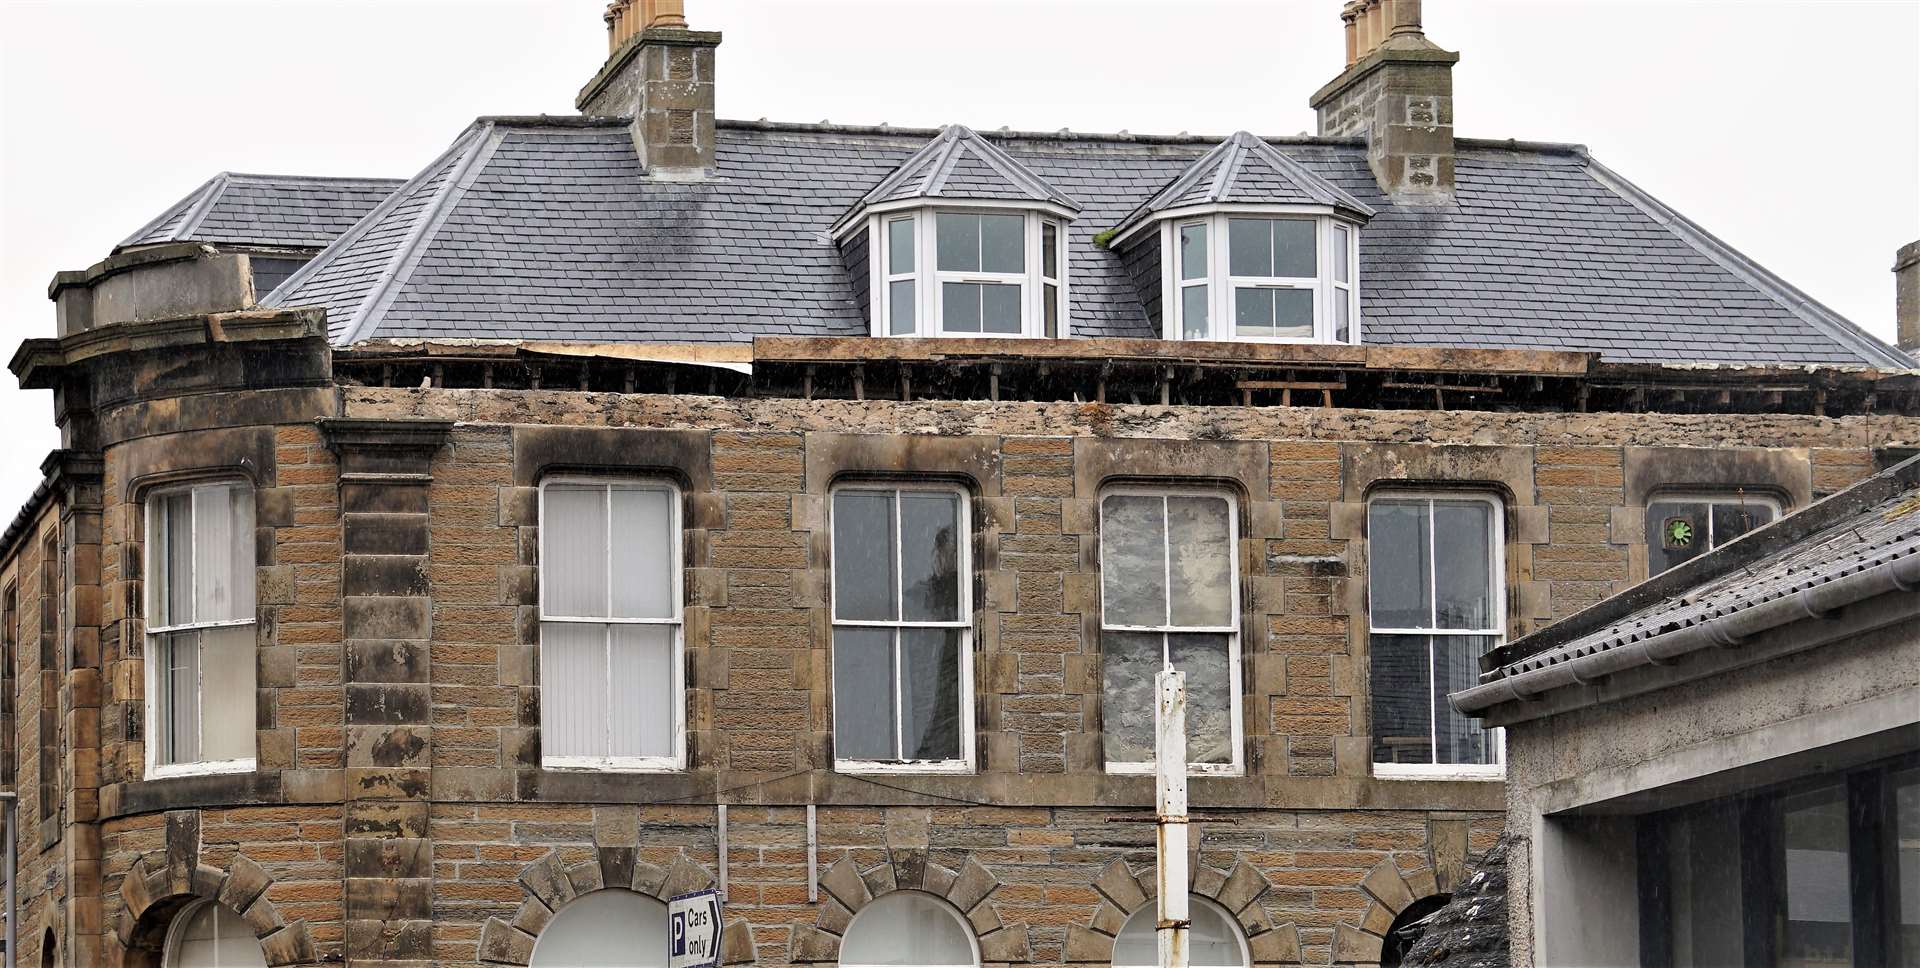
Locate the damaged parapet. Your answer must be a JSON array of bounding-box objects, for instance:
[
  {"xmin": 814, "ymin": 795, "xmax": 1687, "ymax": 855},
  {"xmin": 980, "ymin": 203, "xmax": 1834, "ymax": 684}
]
[
  {"xmin": 1311, "ymin": 0, "xmax": 1458, "ymax": 205},
  {"xmin": 577, "ymin": 0, "xmax": 720, "ymax": 177},
  {"xmin": 47, "ymin": 243, "xmax": 263, "ymax": 337}
]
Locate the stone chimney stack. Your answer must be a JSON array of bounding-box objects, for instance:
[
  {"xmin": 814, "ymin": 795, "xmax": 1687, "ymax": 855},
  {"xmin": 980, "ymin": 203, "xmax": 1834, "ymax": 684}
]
[
  {"xmin": 577, "ymin": 0, "xmax": 720, "ymax": 177},
  {"xmin": 1310, "ymin": 0, "xmax": 1458, "ymax": 205},
  {"xmin": 1897, "ymin": 241, "xmax": 1919, "ymax": 355}
]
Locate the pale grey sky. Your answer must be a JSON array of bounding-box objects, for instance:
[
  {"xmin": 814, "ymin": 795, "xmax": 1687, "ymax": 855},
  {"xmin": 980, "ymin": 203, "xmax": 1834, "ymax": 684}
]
[{"xmin": 1, "ymin": 0, "xmax": 1916, "ymax": 517}]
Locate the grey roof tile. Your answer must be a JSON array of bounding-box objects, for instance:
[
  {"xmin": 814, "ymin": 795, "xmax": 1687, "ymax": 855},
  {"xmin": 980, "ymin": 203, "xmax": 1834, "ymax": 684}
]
[
  {"xmin": 118, "ymin": 172, "xmax": 403, "ymax": 251},
  {"xmin": 260, "ymin": 118, "xmax": 1912, "ymax": 366}
]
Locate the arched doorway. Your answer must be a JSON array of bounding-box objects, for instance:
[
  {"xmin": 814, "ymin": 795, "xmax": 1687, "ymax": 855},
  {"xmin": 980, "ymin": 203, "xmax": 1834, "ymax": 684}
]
[
  {"xmin": 530, "ymin": 889, "xmax": 670, "ymax": 967},
  {"xmin": 1112, "ymin": 896, "xmax": 1250, "ymax": 968},
  {"xmin": 1381, "ymin": 893, "xmax": 1452, "ymax": 967},
  {"xmin": 163, "ymin": 900, "xmax": 267, "ymax": 968},
  {"xmin": 839, "ymin": 891, "xmax": 979, "ymax": 968}
]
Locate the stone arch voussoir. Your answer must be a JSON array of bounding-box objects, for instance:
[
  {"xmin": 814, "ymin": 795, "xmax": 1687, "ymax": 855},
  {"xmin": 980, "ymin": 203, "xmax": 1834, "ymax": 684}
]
[
  {"xmin": 116, "ymin": 811, "xmax": 315, "ymax": 967},
  {"xmin": 790, "ymin": 850, "xmax": 1028, "ymax": 964},
  {"xmin": 480, "ymin": 844, "xmax": 754, "ymax": 966},
  {"xmin": 1337, "ymin": 856, "xmax": 1444, "ymax": 965},
  {"xmin": 1065, "ymin": 856, "xmax": 1300, "ymax": 965}
]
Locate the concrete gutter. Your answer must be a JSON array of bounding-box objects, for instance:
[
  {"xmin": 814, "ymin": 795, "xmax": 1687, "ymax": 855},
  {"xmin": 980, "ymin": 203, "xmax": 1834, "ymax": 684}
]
[{"xmin": 1451, "ymin": 545, "xmax": 1920, "ymax": 714}]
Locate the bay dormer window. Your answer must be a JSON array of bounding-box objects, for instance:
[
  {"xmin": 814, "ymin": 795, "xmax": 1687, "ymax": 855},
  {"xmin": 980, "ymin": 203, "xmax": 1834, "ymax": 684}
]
[
  {"xmin": 1164, "ymin": 212, "xmax": 1361, "ymax": 344},
  {"xmin": 871, "ymin": 207, "xmax": 1068, "ymax": 338}
]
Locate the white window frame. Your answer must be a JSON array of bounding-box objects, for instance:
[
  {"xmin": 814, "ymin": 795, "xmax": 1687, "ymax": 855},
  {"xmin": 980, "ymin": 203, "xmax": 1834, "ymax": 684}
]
[
  {"xmin": 1365, "ymin": 490, "xmax": 1506, "ymax": 780},
  {"xmin": 1098, "ymin": 485, "xmax": 1244, "ymax": 778},
  {"xmin": 865, "ymin": 204, "xmax": 1071, "ymax": 339},
  {"xmin": 537, "ymin": 476, "xmax": 686, "ymax": 774},
  {"xmin": 1157, "ymin": 207, "xmax": 1362, "ymax": 345},
  {"xmin": 1645, "ymin": 489, "xmax": 1785, "ymax": 575},
  {"xmin": 828, "ymin": 482, "xmax": 975, "ymax": 775},
  {"xmin": 1113, "ymin": 895, "xmax": 1252, "ymax": 968},
  {"xmin": 163, "ymin": 898, "xmax": 267, "ymax": 968},
  {"xmin": 143, "ymin": 480, "xmax": 257, "ymax": 782}
]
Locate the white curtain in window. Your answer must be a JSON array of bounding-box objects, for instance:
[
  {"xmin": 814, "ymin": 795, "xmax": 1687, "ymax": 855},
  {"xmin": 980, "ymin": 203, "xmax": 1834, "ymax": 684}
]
[
  {"xmin": 149, "ymin": 483, "xmax": 256, "ymax": 770},
  {"xmin": 838, "ymin": 892, "xmax": 978, "ymax": 967},
  {"xmin": 167, "ymin": 901, "xmax": 268, "ymax": 968},
  {"xmin": 529, "ymin": 890, "xmax": 669, "ymax": 967},
  {"xmin": 1112, "ymin": 896, "xmax": 1249, "ymax": 968}
]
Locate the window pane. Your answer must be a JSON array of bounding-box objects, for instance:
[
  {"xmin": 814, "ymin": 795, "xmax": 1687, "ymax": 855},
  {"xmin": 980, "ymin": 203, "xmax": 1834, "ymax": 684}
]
[
  {"xmin": 1182, "ymin": 284, "xmax": 1210, "ymax": 340},
  {"xmin": 1116, "ymin": 898, "xmax": 1249, "ymax": 968},
  {"xmin": 161, "ymin": 491, "xmax": 193, "ymax": 627},
  {"xmin": 198, "ymin": 624, "xmax": 255, "ymax": 763},
  {"xmin": 160, "ymin": 630, "xmax": 199, "ymax": 765},
  {"xmin": 173, "ymin": 902, "xmax": 269, "ymax": 968},
  {"xmin": 1662, "ymin": 800, "xmax": 1748, "ymax": 967},
  {"xmin": 888, "ymin": 217, "xmax": 914, "ymax": 274},
  {"xmin": 1167, "ymin": 496, "xmax": 1233, "ymax": 627},
  {"xmin": 1369, "ymin": 501, "xmax": 1432, "ymax": 629},
  {"xmin": 1778, "ymin": 785, "xmax": 1853, "ymax": 965},
  {"xmin": 1894, "ymin": 768, "xmax": 1920, "ymax": 965},
  {"xmin": 1179, "ymin": 223, "xmax": 1208, "ymax": 281},
  {"xmin": 529, "ymin": 889, "xmax": 670, "ymax": 968},
  {"xmin": 1647, "ymin": 501, "xmax": 1710, "ymax": 576},
  {"xmin": 1334, "ymin": 293, "xmax": 1351, "ymax": 343},
  {"xmin": 899, "ymin": 627, "xmax": 961, "ymax": 761},
  {"xmin": 832, "ymin": 491, "xmax": 897, "ymax": 622},
  {"xmin": 839, "ymin": 892, "xmax": 977, "ymax": 965},
  {"xmin": 981, "ymin": 283, "xmax": 1022, "ymax": 334},
  {"xmin": 980, "ymin": 213, "xmax": 1025, "ymax": 274},
  {"xmin": 1101, "ymin": 494, "xmax": 1168, "ymax": 628},
  {"xmin": 1711, "ymin": 501, "xmax": 1774, "ymax": 546},
  {"xmin": 540, "ymin": 622, "xmax": 609, "ymax": 759},
  {"xmin": 832, "ymin": 627, "xmax": 897, "ymax": 761},
  {"xmin": 942, "ymin": 282, "xmax": 983, "ymax": 333},
  {"xmin": 1169, "ymin": 633, "xmax": 1232, "ymax": 765},
  {"xmin": 1042, "ymin": 222, "xmax": 1059, "ymax": 279},
  {"xmin": 1273, "ymin": 219, "xmax": 1316, "ymax": 277},
  {"xmin": 1100, "ymin": 630, "xmax": 1161, "ymax": 765},
  {"xmin": 610, "ymin": 486, "xmax": 674, "ymax": 619},
  {"xmin": 608, "ymin": 623, "xmax": 673, "ymax": 758},
  {"xmin": 1432, "ymin": 634, "xmax": 1494, "ymax": 765},
  {"xmin": 1043, "ymin": 283, "xmax": 1060, "ymax": 338},
  {"xmin": 1234, "ymin": 286, "xmax": 1274, "ymax": 336},
  {"xmin": 1227, "ymin": 218, "xmax": 1271, "ymax": 277},
  {"xmin": 889, "ymin": 280, "xmax": 916, "ymax": 336},
  {"xmin": 1271, "ymin": 288, "xmax": 1314, "ymax": 338},
  {"xmin": 899, "ymin": 491, "xmax": 960, "ymax": 623},
  {"xmin": 935, "ymin": 213, "xmax": 979, "ymax": 272},
  {"xmin": 544, "ymin": 485, "xmax": 609, "ymax": 618},
  {"xmin": 1433, "ymin": 501, "xmax": 1493, "ymax": 630},
  {"xmin": 193, "ymin": 484, "xmax": 253, "ymax": 624},
  {"xmin": 1334, "ymin": 224, "xmax": 1351, "ymax": 283},
  {"xmin": 1369, "ymin": 633, "xmax": 1429, "ymax": 764}
]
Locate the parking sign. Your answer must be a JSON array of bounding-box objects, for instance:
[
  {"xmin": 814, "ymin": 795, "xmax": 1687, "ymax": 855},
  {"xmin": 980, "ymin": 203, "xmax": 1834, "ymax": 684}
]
[{"xmin": 668, "ymin": 889, "xmax": 722, "ymax": 968}]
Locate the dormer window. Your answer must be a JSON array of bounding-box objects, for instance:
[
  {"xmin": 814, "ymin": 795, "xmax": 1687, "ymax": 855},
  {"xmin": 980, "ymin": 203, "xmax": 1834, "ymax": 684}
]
[
  {"xmin": 1167, "ymin": 213, "xmax": 1360, "ymax": 344},
  {"xmin": 1111, "ymin": 131, "xmax": 1375, "ymax": 347},
  {"xmin": 873, "ymin": 208, "xmax": 1067, "ymax": 338},
  {"xmin": 835, "ymin": 125, "xmax": 1081, "ymax": 340}
]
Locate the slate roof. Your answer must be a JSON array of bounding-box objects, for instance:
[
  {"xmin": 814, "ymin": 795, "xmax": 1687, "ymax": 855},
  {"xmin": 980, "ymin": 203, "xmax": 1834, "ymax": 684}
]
[
  {"xmin": 263, "ymin": 116, "xmax": 1913, "ymax": 367},
  {"xmin": 1402, "ymin": 838, "xmax": 1511, "ymax": 968},
  {"xmin": 1113, "ymin": 130, "xmax": 1374, "ymax": 238},
  {"xmin": 1463, "ymin": 454, "xmax": 1920, "ymax": 707},
  {"xmin": 834, "ymin": 124, "xmax": 1079, "ymax": 234},
  {"xmin": 119, "ymin": 172, "xmax": 404, "ymax": 252}
]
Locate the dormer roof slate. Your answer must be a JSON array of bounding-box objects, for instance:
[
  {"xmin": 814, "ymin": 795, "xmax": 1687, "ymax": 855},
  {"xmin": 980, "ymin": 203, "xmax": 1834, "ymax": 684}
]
[
  {"xmin": 1112, "ymin": 130, "xmax": 1375, "ymax": 239},
  {"xmin": 831, "ymin": 124, "xmax": 1080, "ymax": 235},
  {"xmin": 118, "ymin": 172, "xmax": 404, "ymax": 252}
]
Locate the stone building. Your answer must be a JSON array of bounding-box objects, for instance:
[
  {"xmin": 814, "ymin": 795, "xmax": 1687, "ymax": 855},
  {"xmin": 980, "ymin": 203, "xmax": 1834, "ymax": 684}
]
[
  {"xmin": 3, "ymin": 1, "xmax": 1916, "ymax": 966},
  {"xmin": 1453, "ymin": 455, "xmax": 1919, "ymax": 966}
]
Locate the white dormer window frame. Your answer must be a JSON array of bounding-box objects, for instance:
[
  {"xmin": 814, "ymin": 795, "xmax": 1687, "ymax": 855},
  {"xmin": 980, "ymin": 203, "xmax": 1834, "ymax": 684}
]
[
  {"xmin": 865, "ymin": 204, "xmax": 1071, "ymax": 339},
  {"xmin": 1153, "ymin": 206, "xmax": 1362, "ymax": 345}
]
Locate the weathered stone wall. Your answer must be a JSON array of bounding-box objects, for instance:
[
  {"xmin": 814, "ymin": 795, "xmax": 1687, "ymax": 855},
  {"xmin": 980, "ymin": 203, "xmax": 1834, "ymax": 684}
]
[{"xmin": 9, "ymin": 372, "xmax": 1917, "ymax": 966}]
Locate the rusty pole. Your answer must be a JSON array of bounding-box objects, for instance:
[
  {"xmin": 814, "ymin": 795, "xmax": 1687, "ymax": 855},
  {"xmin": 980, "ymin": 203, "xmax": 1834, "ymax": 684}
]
[{"xmin": 1155, "ymin": 668, "xmax": 1190, "ymax": 968}]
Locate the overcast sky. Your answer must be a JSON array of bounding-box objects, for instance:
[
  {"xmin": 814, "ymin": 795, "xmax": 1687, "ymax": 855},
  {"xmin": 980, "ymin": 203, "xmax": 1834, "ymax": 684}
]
[{"xmin": 1, "ymin": 0, "xmax": 1916, "ymax": 516}]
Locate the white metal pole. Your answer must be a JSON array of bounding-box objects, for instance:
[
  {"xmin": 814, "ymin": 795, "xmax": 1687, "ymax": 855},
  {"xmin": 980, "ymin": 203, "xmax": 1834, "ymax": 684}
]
[{"xmin": 1155, "ymin": 668, "xmax": 1189, "ymax": 968}]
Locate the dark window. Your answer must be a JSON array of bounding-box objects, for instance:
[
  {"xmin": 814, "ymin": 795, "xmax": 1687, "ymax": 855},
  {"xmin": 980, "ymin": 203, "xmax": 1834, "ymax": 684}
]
[
  {"xmin": 1641, "ymin": 753, "xmax": 1919, "ymax": 966},
  {"xmin": 38, "ymin": 532, "xmax": 59, "ymax": 827},
  {"xmin": 1, "ymin": 582, "xmax": 14, "ymax": 788},
  {"xmin": 1646, "ymin": 492, "xmax": 1780, "ymax": 576}
]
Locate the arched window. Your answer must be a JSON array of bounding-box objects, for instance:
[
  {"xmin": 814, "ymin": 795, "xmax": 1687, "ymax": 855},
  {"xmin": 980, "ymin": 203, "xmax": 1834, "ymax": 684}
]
[
  {"xmin": 1112, "ymin": 896, "xmax": 1250, "ymax": 968},
  {"xmin": 839, "ymin": 891, "xmax": 979, "ymax": 968},
  {"xmin": 164, "ymin": 900, "xmax": 267, "ymax": 968},
  {"xmin": 530, "ymin": 890, "xmax": 669, "ymax": 967}
]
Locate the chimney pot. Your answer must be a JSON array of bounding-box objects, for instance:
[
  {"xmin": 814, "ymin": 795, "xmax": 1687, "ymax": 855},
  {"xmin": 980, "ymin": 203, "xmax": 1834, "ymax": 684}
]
[
  {"xmin": 1366, "ymin": 0, "xmax": 1385, "ymax": 54},
  {"xmin": 651, "ymin": 0, "xmax": 688, "ymax": 29},
  {"xmin": 1391, "ymin": 0, "xmax": 1424, "ymax": 37},
  {"xmin": 1897, "ymin": 240, "xmax": 1920, "ymax": 354}
]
